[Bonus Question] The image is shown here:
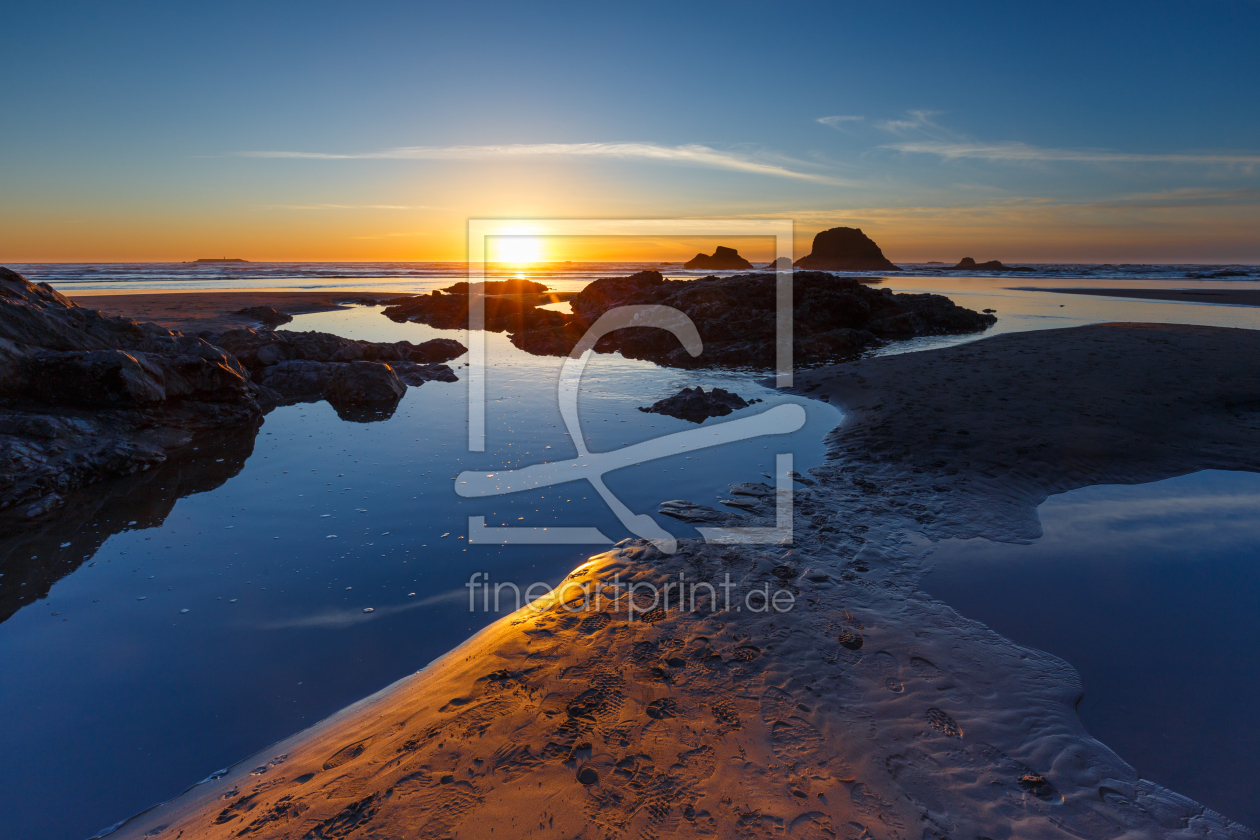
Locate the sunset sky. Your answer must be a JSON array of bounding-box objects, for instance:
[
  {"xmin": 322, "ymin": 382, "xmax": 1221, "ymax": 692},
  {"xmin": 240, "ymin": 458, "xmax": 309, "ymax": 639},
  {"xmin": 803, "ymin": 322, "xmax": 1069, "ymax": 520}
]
[{"xmin": 2, "ymin": 0, "xmax": 1257, "ymax": 263}]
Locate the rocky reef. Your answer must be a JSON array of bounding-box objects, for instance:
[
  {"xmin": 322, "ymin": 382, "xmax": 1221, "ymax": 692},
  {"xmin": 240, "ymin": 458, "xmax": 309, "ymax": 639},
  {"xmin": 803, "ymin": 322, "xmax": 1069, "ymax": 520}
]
[
  {"xmin": 0, "ymin": 267, "xmax": 466, "ymax": 518},
  {"xmin": 683, "ymin": 246, "xmax": 753, "ymax": 270},
  {"xmin": 793, "ymin": 227, "xmax": 900, "ymax": 272},
  {"xmin": 510, "ymin": 270, "xmax": 995, "ymax": 367},
  {"xmin": 949, "ymin": 257, "xmax": 1034, "ymax": 272},
  {"xmin": 638, "ymin": 385, "xmax": 760, "ymax": 422}
]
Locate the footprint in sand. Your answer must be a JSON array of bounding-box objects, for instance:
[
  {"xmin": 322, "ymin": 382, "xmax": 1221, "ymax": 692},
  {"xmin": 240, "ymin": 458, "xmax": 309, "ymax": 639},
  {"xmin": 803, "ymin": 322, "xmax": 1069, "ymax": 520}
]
[
  {"xmin": 910, "ymin": 656, "xmax": 944, "ymax": 681},
  {"xmin": 925, "ymin": 707, "xmax": 962, "ymax": 738},
  {"xmin": 871, "ymin": 651, "xmax": 905, "ymax": 692}
]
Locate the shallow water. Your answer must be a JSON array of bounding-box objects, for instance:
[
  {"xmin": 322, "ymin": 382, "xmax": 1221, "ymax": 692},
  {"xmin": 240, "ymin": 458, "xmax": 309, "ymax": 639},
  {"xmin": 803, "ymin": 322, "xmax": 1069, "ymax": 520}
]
[
  {"xmin": 4, "ymin": 274, "xmax": 1260, "ymax": 838},
  {"xmin": 0, "ymin": 306, "xmax": 839, "ymax": 840},
  {"xmin": 921, "ymin": 470, "xmax": 1260, "ymax": 829}
]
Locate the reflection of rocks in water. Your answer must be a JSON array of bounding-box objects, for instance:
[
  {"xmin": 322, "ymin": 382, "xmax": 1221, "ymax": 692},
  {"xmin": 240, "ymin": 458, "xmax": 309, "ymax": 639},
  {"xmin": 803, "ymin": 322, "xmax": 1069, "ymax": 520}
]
[
  {"xmin": 331, "ymin": 401, "xmax": 400, "ymax": 423},
  {"xmin": 0, "ymin": 421, "xmax": 259, "ymax": 626}
]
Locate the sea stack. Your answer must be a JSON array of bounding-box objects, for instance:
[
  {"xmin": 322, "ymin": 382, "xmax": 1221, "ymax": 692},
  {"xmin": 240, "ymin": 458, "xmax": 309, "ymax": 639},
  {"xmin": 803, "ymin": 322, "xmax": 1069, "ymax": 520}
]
[
  {"xmin": 953, "ymin": 257, "xmax": 1007, "ymax": 271},
  {"xmin": 683, "ymin": 246, "xmax": 753, "ymax": 270},
  {"xmin": 794, "ymin": 227, "xmax": 900, "ymax": 271}
]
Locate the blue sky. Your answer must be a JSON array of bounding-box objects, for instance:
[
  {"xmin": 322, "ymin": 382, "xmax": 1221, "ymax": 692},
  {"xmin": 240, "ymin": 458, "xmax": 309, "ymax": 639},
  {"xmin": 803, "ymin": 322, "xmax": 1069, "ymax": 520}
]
[{"xmin": 2, "ymin": 0, "xmax": 1257, "ymax": 261}]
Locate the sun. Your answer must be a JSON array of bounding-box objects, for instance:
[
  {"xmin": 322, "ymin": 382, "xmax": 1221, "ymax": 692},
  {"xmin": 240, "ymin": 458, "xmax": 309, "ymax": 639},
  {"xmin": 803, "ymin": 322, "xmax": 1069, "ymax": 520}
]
[{"xmin": 491, "ymin": 235, "xmax": 544, "ymax": 264}]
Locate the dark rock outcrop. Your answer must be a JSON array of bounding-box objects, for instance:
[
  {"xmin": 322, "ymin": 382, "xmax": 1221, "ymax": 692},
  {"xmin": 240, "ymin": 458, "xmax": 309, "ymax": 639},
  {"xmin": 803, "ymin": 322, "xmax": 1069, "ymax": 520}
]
[
  {"xmin": 638, "ymin": 386, "xmax": 760, "ymax": 422},
  {"xmin": 382, "ymin": 290, "xmax": 568, "ymax": 334},
  {"xmin": 952, "ymin": 257, "xmax": 1006, "ymax": 271},
  {"xmin": 0, "ymin": 266, "xmax": 467, "ymax": 518},
  {"xmin": 766, "ymin": 257, "xmax": 793, "ymax": 270},
  {"xmin": 235, "ymin": 305, "xmax": 293, "ymax": 327},
  {"xmin": 327, "ymin": 361, "xmax": 406, "ymax": 405},
  {"xmin": 794, "ymin": 228, "xmax": 900, "ymax": 272},
  {"xmin": 683, "ymin": 246, "xmax": 753, "ymax": 270},
  {"xmin": 0, "ymin": 267, "xmax": 265, "ymax": 518},
  {"xmin": 211, "ymin": 328, "xmax": 462, "ymax": 407},
  {"xmin": 512, "ymin": 270, "xmax": 995, "ymax": 367},
  {"xmin": 440, "ymin": 279, "xmax": 549, "ymax": 295}
]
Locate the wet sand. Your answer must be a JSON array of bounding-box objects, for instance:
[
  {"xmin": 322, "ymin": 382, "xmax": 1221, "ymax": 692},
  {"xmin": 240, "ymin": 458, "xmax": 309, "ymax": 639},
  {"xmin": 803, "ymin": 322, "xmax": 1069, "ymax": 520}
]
[
  {"xmin": 109, "ymin": 323, "xmax": 1260, "ymax": 839},
  {"xmin": 67, "ymin": 290, "xmax": 381, "ymax": 332},
  {"xmin": 1022, "ymin": 286, "xmax": 1260, "ymax": 307}
]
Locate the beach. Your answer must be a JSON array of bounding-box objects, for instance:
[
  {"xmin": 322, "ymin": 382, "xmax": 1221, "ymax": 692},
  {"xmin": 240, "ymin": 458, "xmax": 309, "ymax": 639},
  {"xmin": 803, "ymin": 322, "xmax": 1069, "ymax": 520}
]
[
  {"xmin": 67, "ymin": 290, "xmax": 372, "ymax": 332},
  {"xmin": 104, "ymin": 320, "xmax": 1260, "ymax": 840}
]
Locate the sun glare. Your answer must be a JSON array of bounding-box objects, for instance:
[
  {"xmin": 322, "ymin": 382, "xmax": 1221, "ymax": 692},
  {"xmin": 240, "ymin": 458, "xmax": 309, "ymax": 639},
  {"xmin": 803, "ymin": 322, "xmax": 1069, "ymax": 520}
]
[{"xmin": 492, "ymin": 236, "xmax": 544, "ymax": 264}]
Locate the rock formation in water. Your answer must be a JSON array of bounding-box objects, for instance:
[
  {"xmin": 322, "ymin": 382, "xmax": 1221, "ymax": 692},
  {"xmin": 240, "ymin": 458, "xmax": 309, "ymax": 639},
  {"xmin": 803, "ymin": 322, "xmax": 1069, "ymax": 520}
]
[
  {"xmin": 638, "ymin": 386, "xmax": 760, "ymax": 422},
  {"xmin": 0, "ymin": 267, "xmax": 467, "ymax": 518},
  {"xmin": 508, "ymin": 270, "xmax": 995, "ymax": 367},
  {"xmin": 382, "ymin": 290, "xmax": 568, "ymax": 333},
  {"xmin": 380, "ymin": 267, "xmax": 993, "ymax": 369},
  {"xmin": 683, "ymin": 246, "xmax": 753, "ymax": 270},
  {"xmin": 948, "ymin": 257, "xmax": 1035, "ymax": 272},
  {"xmin": 793, "ymin": 227, "xmax": 900, "ymax": 271},
  {"xmin": 766, "ymin": 257, "xmax": 793, "ymax": 270},
  {"xmin": 953, "ymin": 257, "xmax": 1005, "ymax": 270},
  {"xmin": 234, "ymin": 305, "xmax": 293, "ymax": 327}
]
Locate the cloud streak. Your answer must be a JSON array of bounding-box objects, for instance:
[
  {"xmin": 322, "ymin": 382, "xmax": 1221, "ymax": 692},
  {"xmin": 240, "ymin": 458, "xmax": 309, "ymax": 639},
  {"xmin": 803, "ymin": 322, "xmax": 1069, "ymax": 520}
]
[
  {"xmin": 817, "ymin": 115, "xmax": 864, "ymax": 132},
  {"xmin": 253, "ymin": 203, "xmax": 434, "ymax": 211},
  {"xmin": 240, "ymin": 142, "xmax": 850, "ymax": 184},
  {"xmin": 887, "ymin": 141, "xmax": 1260, "ymax": 166}
]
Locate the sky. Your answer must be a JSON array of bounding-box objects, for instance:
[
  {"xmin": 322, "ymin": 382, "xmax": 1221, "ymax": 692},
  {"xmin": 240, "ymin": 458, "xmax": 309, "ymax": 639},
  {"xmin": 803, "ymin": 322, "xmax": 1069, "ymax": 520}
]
[{"xmin": 1, "ymin": 0, "xmax": 1258, "ymax": 263}]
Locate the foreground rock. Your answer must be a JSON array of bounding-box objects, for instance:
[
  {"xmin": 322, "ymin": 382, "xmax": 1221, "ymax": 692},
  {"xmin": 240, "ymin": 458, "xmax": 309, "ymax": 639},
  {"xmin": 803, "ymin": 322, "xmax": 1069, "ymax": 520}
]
[
  {"xmin": 639, "ymin": 385, "xmax": 760, "ymax": 422},
  {"xmin": 507, "ymin": 269, "xmax": 995, "ymax": 367},
  {"xmin": 0, "ymin": 268, "xmax": 265, "ymax": 518},
  {"xmin": 682, "ymin": 246, "xmax": 753, "ymax": 270},
  {"xmin": 109, "ymin": 323, "xmax": 1260, "ymax": 840},
  {"xmin": 793, "ymin": 227, "xmax": 900, "ymax": 271},
  {"xmin": 0, "ymin": 268, "xmax": 467, "ymax": 517}
]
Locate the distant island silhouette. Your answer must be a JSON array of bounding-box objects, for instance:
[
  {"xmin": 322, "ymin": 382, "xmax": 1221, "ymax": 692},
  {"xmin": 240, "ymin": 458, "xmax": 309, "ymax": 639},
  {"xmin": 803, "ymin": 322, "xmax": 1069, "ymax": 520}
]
[{"xmin": 193, "ymin": 258, "xmax": 249, "ymax": 263}]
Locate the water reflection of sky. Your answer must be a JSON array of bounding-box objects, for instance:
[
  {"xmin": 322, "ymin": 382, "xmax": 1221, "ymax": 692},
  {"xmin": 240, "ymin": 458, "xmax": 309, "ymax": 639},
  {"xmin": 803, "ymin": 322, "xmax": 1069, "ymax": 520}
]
[
  {"xmin": 2, "ymin": 278, "xmax": 1258, "ymax": 838},
  {"xmin": 922, "ymin": 470, "xmax": 1260, "ymax": 830},
  {"xmin": 0, "ymin": 305, "xmax": 838, "ymax": 840}
]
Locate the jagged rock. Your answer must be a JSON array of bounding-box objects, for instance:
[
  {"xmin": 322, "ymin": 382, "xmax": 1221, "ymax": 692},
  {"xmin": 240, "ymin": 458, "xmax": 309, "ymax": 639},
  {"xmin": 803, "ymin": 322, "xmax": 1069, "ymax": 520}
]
[
  {"xmin": 326, "ymin": 361, "xmax": 406, "ymax": 406},
  {"xmin": 638, "ymin": 386, "xmax": 759, "ymax": 422},
  {"xmin": 545, "ymin": 270, "xmax": 995, "ymax": 367},
  {"xmin": 382, "ymin": 290, "xmax": 566, "ymax": 333},
  {"xmin": 256, "ymin": 358, "xmax": 456, "ymax": 404},
  {"xmin": 766, "ymin": 257, "xmax": 793, "ymax": 270},
  {"xmin": 0, "ymin": 266, "xmax": 464, "ymax": 517},
  {"xmin": 952, "ymin": 257, "xmax": 1007, "ymax": 271},
  {"xmin": 234, "ymin": 305, "xmax": 293, "ymax": 327},
  {"xmin": 794, "ymin": 227, "xmax": 900, "ymax": 272},
  {"xmin": 25, "ymin": 350, "xmax": 168, "ymax": 406},
  {"xmin": 210, "ymin": 328, "xmax": 465, "ymax": 369},
  {"xmin": 440, "ymin": 279, "xmax": 549, "ymax": 295},
  {"xmin": 683, "ymin": 246, "xmax": 753, "ymax": 270}
]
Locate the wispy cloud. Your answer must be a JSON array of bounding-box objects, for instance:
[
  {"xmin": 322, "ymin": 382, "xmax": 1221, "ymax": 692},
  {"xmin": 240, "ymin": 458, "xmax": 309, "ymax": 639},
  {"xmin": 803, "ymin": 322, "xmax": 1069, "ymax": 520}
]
[
  {"xmin": 874, "ymin": 110, "xmax": 943, "ymax": 135},
  {"xmin": 253, "ymin": 203, "xmax": 435, "ymax": 211},
  {"xmin": 887, "ymin": 141, "xmax": 1260, "ymax": 166},
  {"xmin": 239, "ymin": 142, "xmax": 850, "ymax": 185},
  {"xmin": 817, "ymin": 115, "xmax": 864, "ymax": 132}
]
